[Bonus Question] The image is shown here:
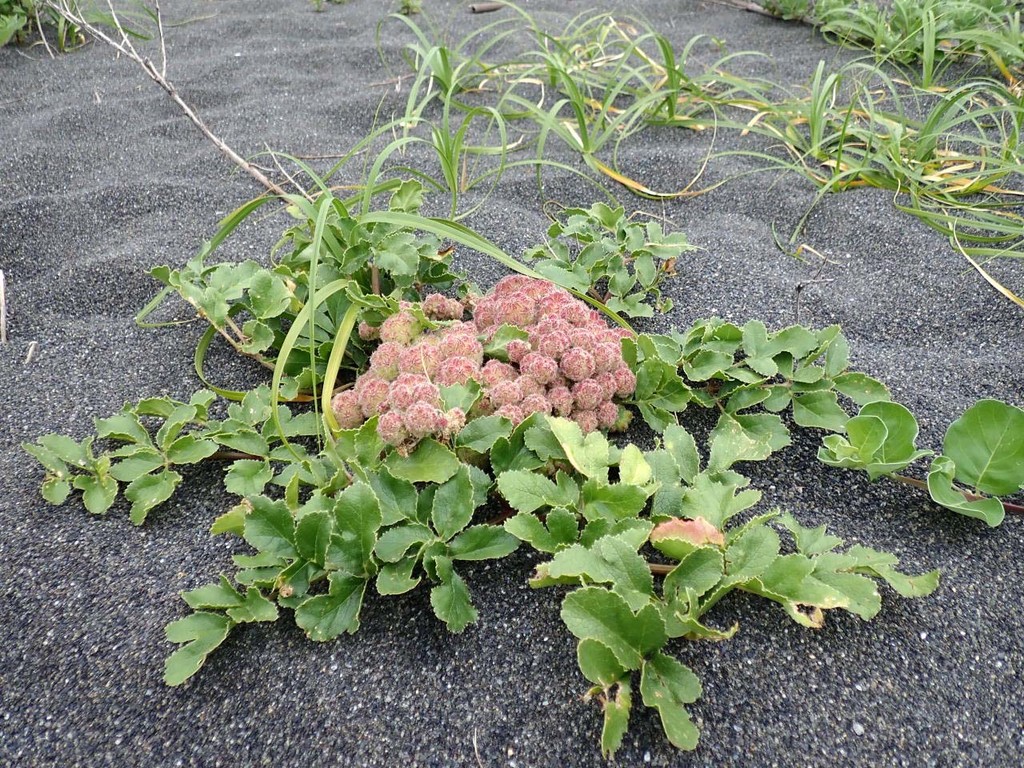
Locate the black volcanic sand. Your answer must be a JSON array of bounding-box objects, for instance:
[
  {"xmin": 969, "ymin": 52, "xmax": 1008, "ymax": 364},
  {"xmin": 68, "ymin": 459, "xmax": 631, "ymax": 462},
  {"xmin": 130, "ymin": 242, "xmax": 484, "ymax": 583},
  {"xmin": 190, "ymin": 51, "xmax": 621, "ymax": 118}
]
[{"xmin": 2, "ymin": 1, "xmax": 1023, "ymax": 766}]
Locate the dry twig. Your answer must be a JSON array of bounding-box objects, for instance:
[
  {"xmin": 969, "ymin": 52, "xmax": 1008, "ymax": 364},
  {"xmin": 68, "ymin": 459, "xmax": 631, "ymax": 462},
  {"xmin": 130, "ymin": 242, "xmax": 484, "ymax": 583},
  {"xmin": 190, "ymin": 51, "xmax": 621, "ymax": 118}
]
[{"xmin": 43, "ymin": 0, "xmax": 289, "ymax": 197}]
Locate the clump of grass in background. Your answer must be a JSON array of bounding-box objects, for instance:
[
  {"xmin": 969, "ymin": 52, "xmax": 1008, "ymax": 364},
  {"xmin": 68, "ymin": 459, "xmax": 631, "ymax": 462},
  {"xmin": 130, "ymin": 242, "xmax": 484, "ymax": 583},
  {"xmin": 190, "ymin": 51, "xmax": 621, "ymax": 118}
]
[{"xmin": 0, "ymin": 0, "xmax": 83, "ymax": 48}]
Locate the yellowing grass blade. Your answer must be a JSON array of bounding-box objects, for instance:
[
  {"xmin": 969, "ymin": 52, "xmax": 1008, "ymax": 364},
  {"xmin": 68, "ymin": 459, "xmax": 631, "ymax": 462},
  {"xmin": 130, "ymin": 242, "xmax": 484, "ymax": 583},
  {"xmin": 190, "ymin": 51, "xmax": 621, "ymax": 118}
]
[{"xmin": 952, "ymin": 226, "xmax": 1024, "ymax": 310}]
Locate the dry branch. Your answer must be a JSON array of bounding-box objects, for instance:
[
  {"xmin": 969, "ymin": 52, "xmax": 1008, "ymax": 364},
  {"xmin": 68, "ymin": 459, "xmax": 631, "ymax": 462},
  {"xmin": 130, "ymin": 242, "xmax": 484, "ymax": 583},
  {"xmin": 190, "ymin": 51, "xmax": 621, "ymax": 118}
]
[{"xmin": 43, "ymin": 0, "xmax": 290, "ymax": 197}]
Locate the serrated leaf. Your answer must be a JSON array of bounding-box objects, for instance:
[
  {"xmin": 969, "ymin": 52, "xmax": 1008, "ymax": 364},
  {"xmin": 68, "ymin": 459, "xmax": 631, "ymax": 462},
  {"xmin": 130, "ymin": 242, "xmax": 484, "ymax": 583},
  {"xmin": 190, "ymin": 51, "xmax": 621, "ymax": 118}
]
[
  {"xmin": 580, "ymin": 479, "xmax": 651, "ymax": 523},
  {"xmin": 639, "ymin": 652, "xmax": 702, "ymax": 751},
  {"xmin": 455, "ymin": 414, "xmax": 513, "ymax": 454},
  {"xmin": 41, "ymin": 477, "xmax": 72, "ymax": 505},
  {"xmin": 560, "ymin": 587, "xmax": 667, "ymax": 670},
  {"xmin": 109, "ymin": 449, "xmax": 166, "ymax": 483},
  {"xmin": 384, "ymin": 439, "xmax": 460, "ymax": 484},
  {"xmin": 662, "ymin": 424, "xmax": 700, "ymax": 483},
  {"xmin": 327, "ymin": 482, "xmax": 382, "ymax": 576},
  {"xmin": 295, "ymin": 511, "xmax": 333, "ymax": 566},
  {"xmin": 792, "ymin": 391, "xmax": 850, "ymax": 432},
  {"xmin": 776, "ymin": 512, "xmax": 843, "ymax": 556},
  {"xmin": 943, "ymin": 399, "xmax": 1024, "ymax": 497},
  {"xmin": 164, "ymin": 612, "xmax": 233, "ymax": 686},
  {"xmin": 225, "ymin": 587, "xmax": 278, "ymax": 623},
  {"xmin": 618, "ymin": 444, "xmax": 652, "ymax": 486},
  {"xmin": 725, "ymin": 524, "xmax": 780, "ymax": 583},
  {"xmin": 600, "ymin": 679, "xmax": 632, "ymax": 759},
  {"xmin": 72, "ymin": 474, "xmax": 118, "ymax": 516},
  {"xmin": 577, "ymin": 638, "xmax": 628, "ymax": 687},
  {"xmin": 927, "ymin": 455, "xmax": 1005, "ymax": 526},
  {"xmin": 376, "ymin": 556, "xmax": 421, "ymax": 595},
  {"xmin": 248, "ymin": 271, "xmax": 292, "ymax": 318},
  {"xmin": 244, "ymin": 496, "xmax": 298, "ymax": 559},
  {"xmin": 662, "ymin": 548, "xmax": 725, "ymax": 602},
  {"xmin": 375, "ymin": 523, "xmax": 433, "ymax": 563},
  {"xmin": 430, "ymin": 557, "xmax": 478, "ymax": 632},
  {"xmin": 679, "ymin": 473, "xmax": 760, "ymax": 529},
  {"xmin": 548, "ymin": 417, "xmax": 610, "ymax": 481},
  {"xmin": 95, "ymin": 412, "xmax": 152, "ymax": 444},
  {"xmin": 124, "ymin": 469, "xmax": 181, "ymax": 525},
  {"xmin": 210, "ymin": 502, "xmax": 248, "ymax": 536},
  {"xmin": 38, "ymin": 434, "xmax": 94, "ymax": 468},
  {"xmin": 432, "ymin": 465, "xmax": 476, "ymax": 541},
  {"xmin": 447, "ymin": 525, "xmax": 520, "ymax": 561},
  {"xmin": 294, "ymin": 573, "xmax": 366, "ymax": 641},
  {"xmin": 182, "ymin": 575, "xmax": 243, "ymax": 610},
  {"xmin": 224, "ymin": 459, "xmax": 273, "ymax": 497},
  {"xmin": 708, "ymin": 412, "xmax": 791, "ymax": 471},
  {"xmin": 833, "ymin": 372, "xmax": 891, "ymax": 405},
  {"xmin": 497, "ymin": 470, "xmax": 576, "ymax": 514},
  {"xmin": 366, "ymin": 468, "xmax": 417, "ymax": 526},
  {"xmin": 165, "ymin": 435, "xmax": 219, "ymax": 465},
  {"xmin": 543, "ymin": 535, "xmax": 654, "ymax": 610}
]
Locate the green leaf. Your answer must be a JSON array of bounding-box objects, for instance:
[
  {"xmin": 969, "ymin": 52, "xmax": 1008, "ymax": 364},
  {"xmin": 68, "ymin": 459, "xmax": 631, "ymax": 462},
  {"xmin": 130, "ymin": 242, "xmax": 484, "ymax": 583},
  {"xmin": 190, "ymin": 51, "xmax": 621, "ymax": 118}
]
[
  {"xmin": 544, "ymin": 534, "xmax": 655, "ymax": 611},
  {"xmin": 577, "ymin": 638, "xmax": 628, "ymax": 687},
  {"xmin": 244, "ymin": 496, "xmax": 298, "ymax": 559},
  {"xmin": 109, "ymin": 449, "xmax": 165, "ymax": 483},
  {"xmin": 210, "ymin": 502, "xmax": 248, "ymax": 536},
  {"xmin": 504, "ymin": 509, "xmax": 579, "ymax": 553},
  {"xmin": 663, "ymin": 424, "xmax": 700, "ymax": 483},
  {"xmin": 845, "ymin": 544, "xmax": 940, "ymax": 598},
  {"xmin": 226, "ymin": 587, "xmax": 279, "ymax": 623},
  {"xmin": 95, "ymin": 412, "xmax": 152, "ymax": 444},
  {"xmin": 375, "ymin": 524, "xmax": 433, "ymax": 563},
  {"xmin": 600, "ymin": 680, "xmax": 632, "ymax": 759},
  {"xmin": 224, "ymin": 459, "xmax": 274, "ymax": 497},
  {"xmin": 367, "ymin": 468, "xmax": 419, "ymax": 527},
  {"xmin": 679, "ymin": 473, "xmax": 761, "ymax": 529},
  {"xmin": 560, "ymin": 587, "xmax": 667, "ymax": 670},
  {"xmin": 165, "ymin": 435, "xmax": 219, "ymax": 465},
  {"xmin": 580, "ymin": 479, "xmax": 651, "ymax": 523},
  {"xmin": 41, "ymin": 477, "xmax": 71, "ymax": 505},
  {"xmin": 295, "ymin": 511, "xmax": 334, "ymax": 566},
  {"xmin": 447, "ymin": 525, "xmax": 520, "ymax": 561},
  {"xmin": 497, "ymin": 470, "xmax": 576, "ymax": 514},
  {"xmin": 708, "ymin": 412, "xmax": 791, "ymax": 471},
  {"xmin": 927, "ymin": 455, "xmax": 1005, "ymax": 526},
  {"xmin": 430, "ymin": 557, "xmax": 478, "ymax": 632},
  {"xmin": 618, "ymin": 444, "xmax": 652, "ymax": 486},
  {"xmin": 662, "ymin": 548, "xmax": 725, "ymax": 602},
  {"xmin": 376, "ymin": 557, "xmax": 421, "ymax": 595},
  {"xmin": 37, "ymin": 433, "xmax": 94, "ymax": 468},
  {"xmin": 833, "ymin": 372, "xmax": 891, "ymax": 405},
  {"xmin": 384, "ymin": 439, "xmax": 460, "ymax": 484},
  {"xmin": 639, "ymin": 652, "xmax": 702, "ymax": 751},
  {"xmin": 548, "ymin": 417, "xmax": 610, "ymax": 481},
  {"xmin": 248, "ymin": 271, "xmax": 292, "ymax": 318},
  {"xmin": 164, "ymin": 612, "xmax": 233, "ymax": 686},
  {"xmin": 725, "ymin": 524, "xmax": 780, "ymax": 583},
  {"xmin": 72, "ymin": 474, "xmax": 118, "ymax": 516},
  {"xmin": 327, "ymin": 481, "xmax": 382, "ymax": 576},
  {"xmin": 432, "ymin": 465, "xmax": 476, "ymax": 541},
  {"xmin": 943, "ymin": 399, "xmax": 1024, "ymax": 497},
  {"xmin": 294, "ymin": 573, "xmax": 367, "ymax": 640},
  {"xmin": 124, "ymin": 469, "xmax": 181, "ymax": 525},
  {"xmin": 182, "ymin": 575, "xmax": 243, "ymax": 610},
  {"xmin": 776, "ymin": 512, "xmax": 842, "ymax": 556},
  {"xmin": 818, "ymin": 401, "xmax": 930, "ymax": 480},
  {"xmin": 792, "ymin": 391, "xmax": 850, "ymax": 432},
  {"xmin": 455, "ymin": 414, "xmax": 513, "ymax": 454}
]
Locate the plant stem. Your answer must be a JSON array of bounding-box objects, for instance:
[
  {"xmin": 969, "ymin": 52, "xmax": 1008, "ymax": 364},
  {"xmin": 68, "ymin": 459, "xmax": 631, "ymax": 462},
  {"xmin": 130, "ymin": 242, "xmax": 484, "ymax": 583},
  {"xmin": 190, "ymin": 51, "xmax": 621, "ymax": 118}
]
[
  {"xmin": 891, "ymin": 473, "xmax": 1024, "ymax": 515},
  {"xmin": 209, "ymin": 450, "xmax": 263, "ymax": 461}
]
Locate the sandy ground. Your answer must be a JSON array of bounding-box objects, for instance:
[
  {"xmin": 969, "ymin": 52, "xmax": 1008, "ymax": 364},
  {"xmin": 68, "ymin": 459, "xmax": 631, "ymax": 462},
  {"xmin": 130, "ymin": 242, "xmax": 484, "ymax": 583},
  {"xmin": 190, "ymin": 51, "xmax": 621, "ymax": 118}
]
[{"xmin": 1, "ymin": 1, "xmax": 1023, "ymax": 765}]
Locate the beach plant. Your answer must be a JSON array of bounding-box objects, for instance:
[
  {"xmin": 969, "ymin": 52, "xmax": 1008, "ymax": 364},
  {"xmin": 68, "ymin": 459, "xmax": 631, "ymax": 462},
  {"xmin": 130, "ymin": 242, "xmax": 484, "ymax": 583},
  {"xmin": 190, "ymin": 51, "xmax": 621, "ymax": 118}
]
[
  {"xmin": 18, "ymin": 0, "xmax": 1024, "ymax": 758},
  {"xmin": 524, "ymin": 202, "xmax": 695, "ymax": 317},
  {"xmin": 24, "ymin": 196, "xmax": 1024, "ymax": 755}
]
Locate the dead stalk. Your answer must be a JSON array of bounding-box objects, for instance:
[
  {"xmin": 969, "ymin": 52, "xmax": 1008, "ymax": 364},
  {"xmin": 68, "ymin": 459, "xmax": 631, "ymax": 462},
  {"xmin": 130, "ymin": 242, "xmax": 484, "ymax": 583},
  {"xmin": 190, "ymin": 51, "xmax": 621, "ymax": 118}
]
[{"xmin": 43, "ymin": 0, "xmax": 289, "ymax": 197}]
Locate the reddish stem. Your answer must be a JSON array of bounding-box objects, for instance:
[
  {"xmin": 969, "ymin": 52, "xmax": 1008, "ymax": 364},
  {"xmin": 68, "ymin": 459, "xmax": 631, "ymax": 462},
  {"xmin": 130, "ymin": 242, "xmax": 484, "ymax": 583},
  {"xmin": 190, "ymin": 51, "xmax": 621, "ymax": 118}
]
[{"xmin": 891, "ymin": 473, "xmax": 1024, "ymax": 515}]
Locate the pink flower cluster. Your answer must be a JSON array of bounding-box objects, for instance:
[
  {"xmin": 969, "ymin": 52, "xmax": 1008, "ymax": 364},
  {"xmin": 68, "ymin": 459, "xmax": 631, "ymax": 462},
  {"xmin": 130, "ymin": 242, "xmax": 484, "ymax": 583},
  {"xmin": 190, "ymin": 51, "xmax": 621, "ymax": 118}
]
[{"xmin": 332, "ymin": 277, "xmax": 636, "ymax": 450}]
